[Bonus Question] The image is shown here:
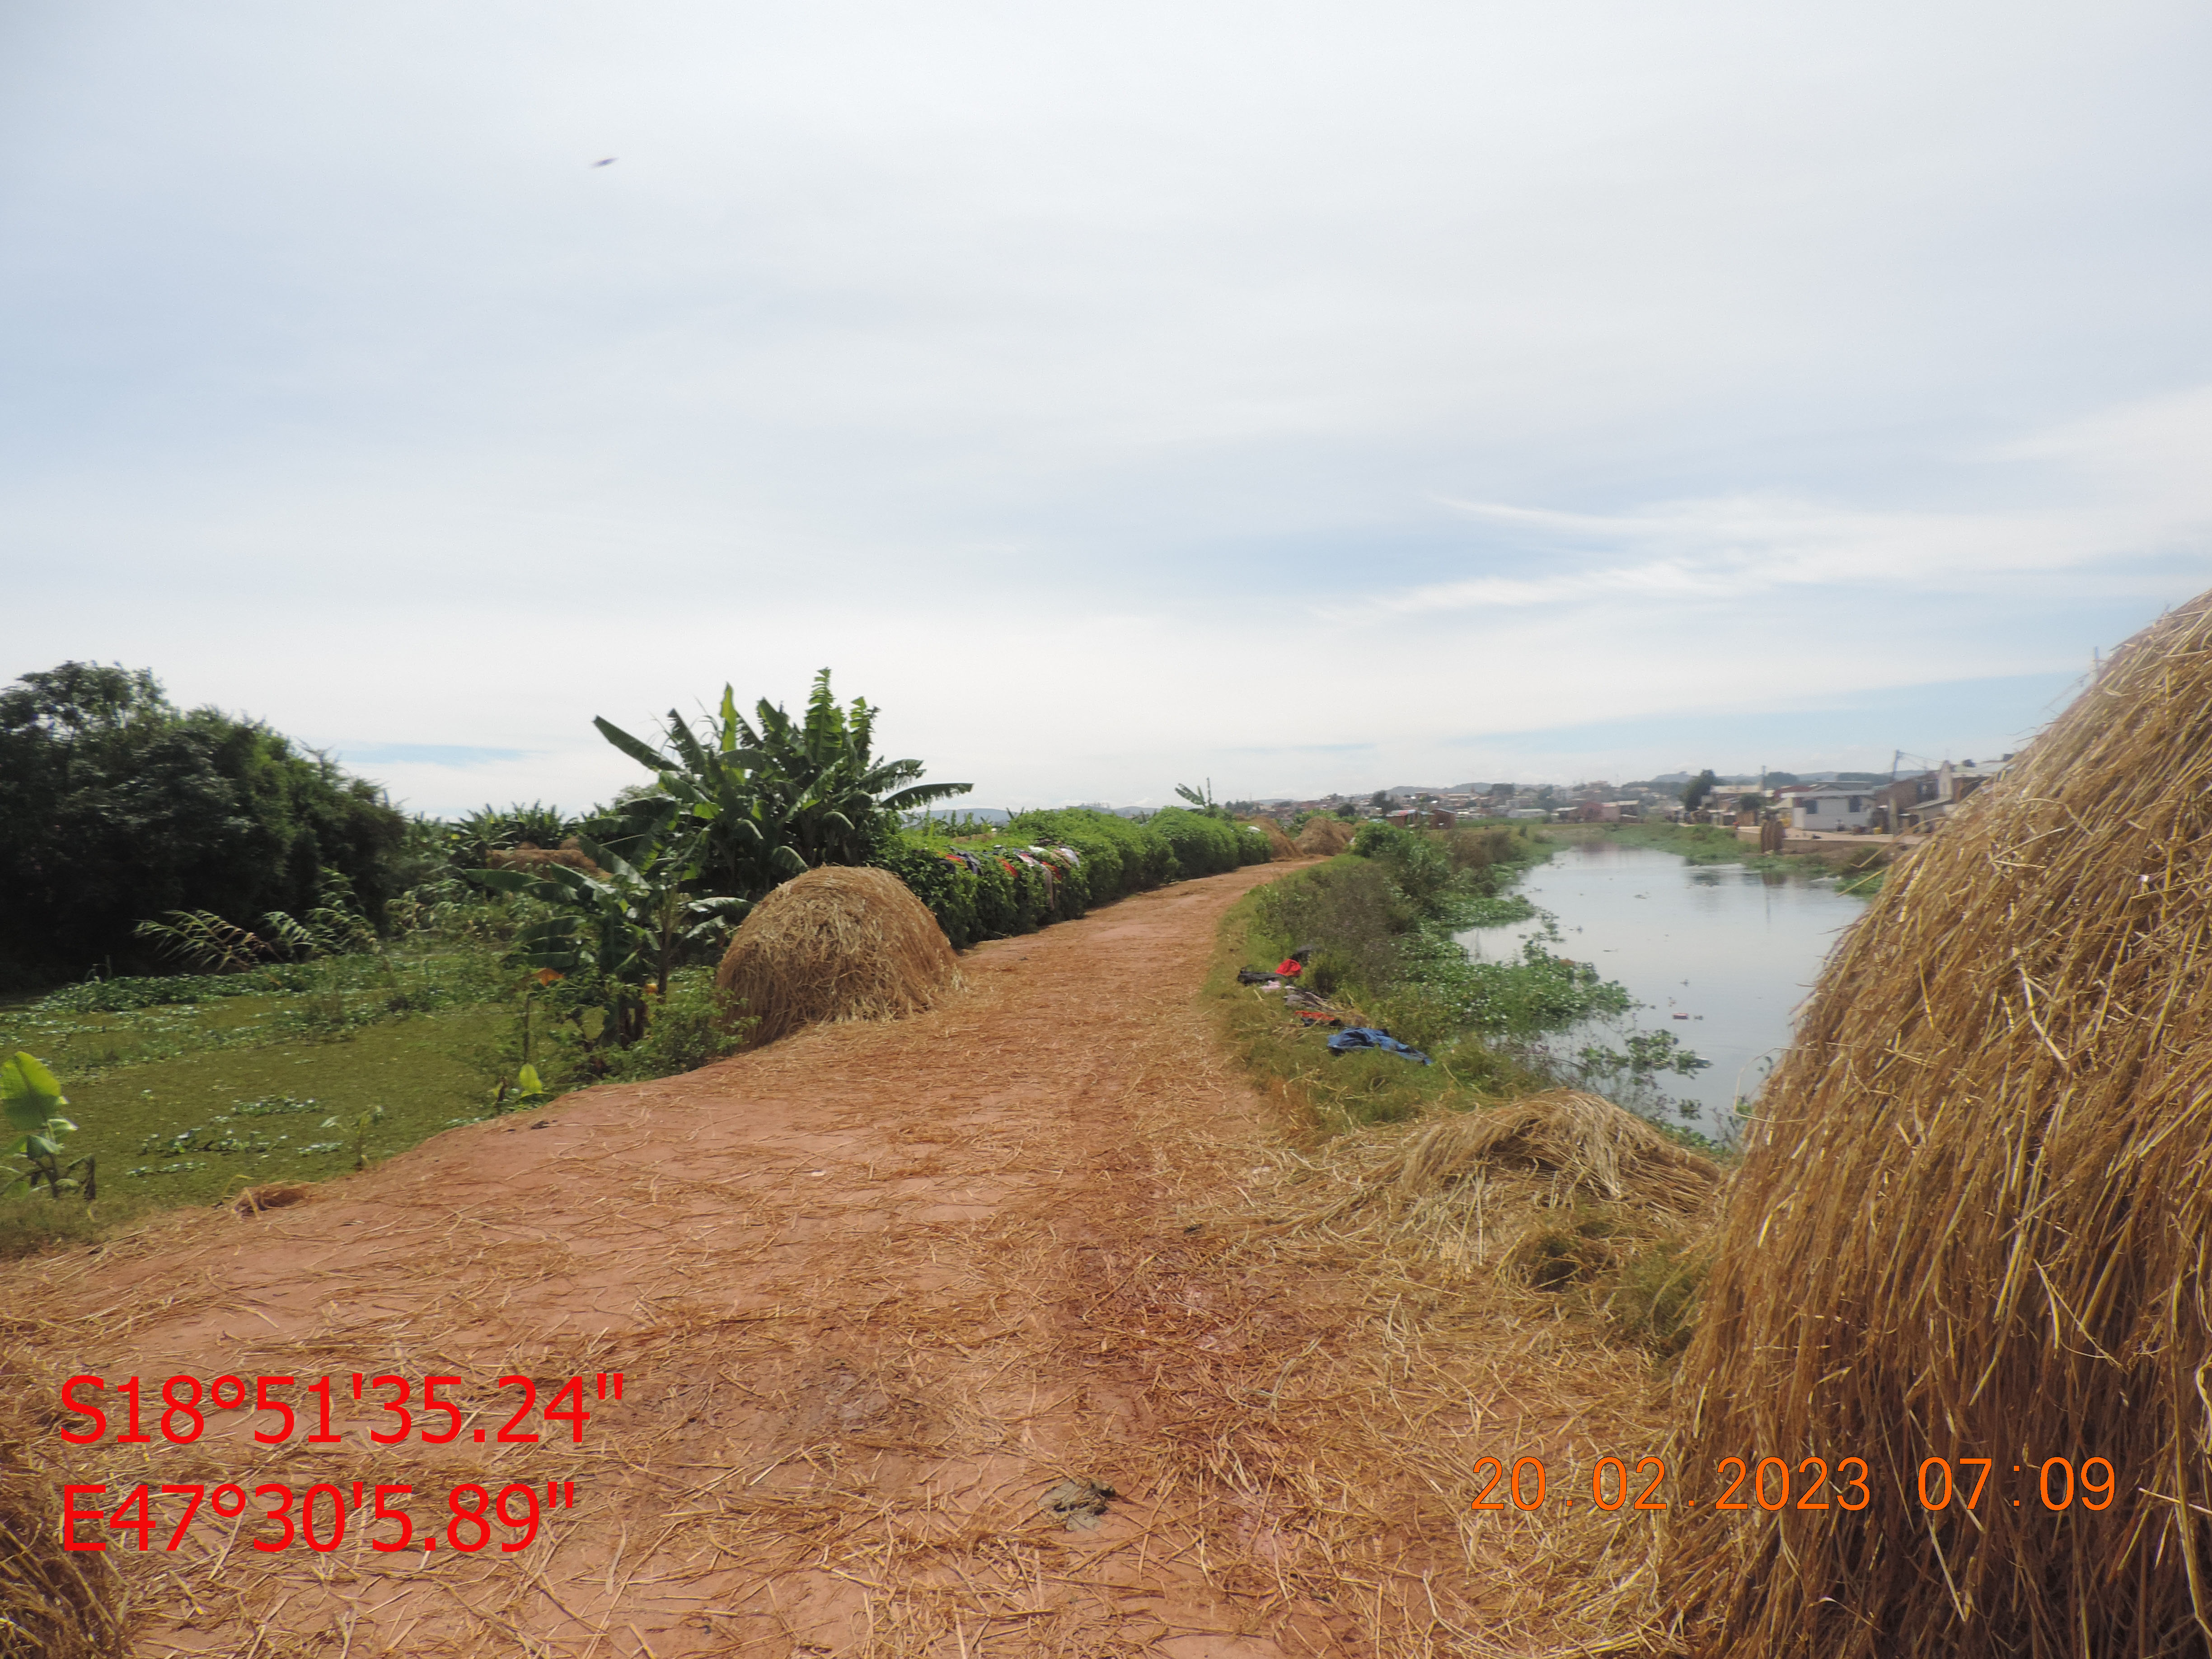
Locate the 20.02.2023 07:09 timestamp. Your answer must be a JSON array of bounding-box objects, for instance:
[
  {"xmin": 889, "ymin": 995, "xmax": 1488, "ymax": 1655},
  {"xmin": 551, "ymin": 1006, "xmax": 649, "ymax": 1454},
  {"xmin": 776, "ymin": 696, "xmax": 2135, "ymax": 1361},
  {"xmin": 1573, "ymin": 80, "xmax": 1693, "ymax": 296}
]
[{"xmin": 1469, "ymin": 1456, "xmax": 2120, "ymax": 1514}]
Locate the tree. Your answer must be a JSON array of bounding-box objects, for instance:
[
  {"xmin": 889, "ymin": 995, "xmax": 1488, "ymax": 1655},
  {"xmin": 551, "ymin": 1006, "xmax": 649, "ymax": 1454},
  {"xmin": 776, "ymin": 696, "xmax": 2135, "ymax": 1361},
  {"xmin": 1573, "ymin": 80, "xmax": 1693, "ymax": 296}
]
[
  {"xmin": 1174, "ymin": 780, "xmax": 1234, "ymax": 820},
  {"xmin": 1680, "ymin": 769, "xmax": 1720, "ymax": 811},
  {"xmin": 0, "ymin": 664, "xmax": 405, "ymax": 985},
  {"xmin": 594, "ymin": 670, "xmax": 971, "ymax": 901}
]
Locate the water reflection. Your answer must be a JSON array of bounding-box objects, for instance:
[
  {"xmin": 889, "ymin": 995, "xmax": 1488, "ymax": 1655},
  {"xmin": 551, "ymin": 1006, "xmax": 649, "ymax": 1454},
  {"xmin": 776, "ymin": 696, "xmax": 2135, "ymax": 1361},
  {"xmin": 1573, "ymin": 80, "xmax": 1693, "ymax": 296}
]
[{"xmin": 1454, "ymin": 843, "xmax": 1869, "ymax": 1139}]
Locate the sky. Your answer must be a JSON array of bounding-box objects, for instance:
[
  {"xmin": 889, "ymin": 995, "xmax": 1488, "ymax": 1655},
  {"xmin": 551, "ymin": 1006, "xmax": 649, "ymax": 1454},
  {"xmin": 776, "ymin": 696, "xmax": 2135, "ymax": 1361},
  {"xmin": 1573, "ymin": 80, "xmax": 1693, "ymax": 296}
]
[{"xmin": 5, "ymin": 2, "xmax": 2209, "ymax": 815}]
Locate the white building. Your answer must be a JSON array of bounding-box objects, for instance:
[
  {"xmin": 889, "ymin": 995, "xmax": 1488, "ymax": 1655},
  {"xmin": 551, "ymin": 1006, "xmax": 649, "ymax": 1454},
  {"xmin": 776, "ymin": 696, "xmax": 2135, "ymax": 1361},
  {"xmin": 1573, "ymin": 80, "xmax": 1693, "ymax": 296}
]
[{"xmin": 1792, "ymin": 789, "xmax": 1873, "ymax": 832}]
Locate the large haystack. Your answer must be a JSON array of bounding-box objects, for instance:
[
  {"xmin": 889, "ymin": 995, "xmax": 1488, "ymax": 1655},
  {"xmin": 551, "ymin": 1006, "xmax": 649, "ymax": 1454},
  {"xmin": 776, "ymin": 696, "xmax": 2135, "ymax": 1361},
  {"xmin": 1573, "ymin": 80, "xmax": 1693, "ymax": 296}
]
[
  {"xmin": 1294, "ymin": 815, "xmax": 1355, "ymax": 856},
  {"xmin": 1663, "ymin": 596, "xmax": 2212, "ymax": 1658},
  {"xmin": 716, "ymin": 865, "xmax": 959, "ymax": 1047},
  {"xmin": 1239, "ymin": 816, "xmax": 1296, "ymax": 860}
]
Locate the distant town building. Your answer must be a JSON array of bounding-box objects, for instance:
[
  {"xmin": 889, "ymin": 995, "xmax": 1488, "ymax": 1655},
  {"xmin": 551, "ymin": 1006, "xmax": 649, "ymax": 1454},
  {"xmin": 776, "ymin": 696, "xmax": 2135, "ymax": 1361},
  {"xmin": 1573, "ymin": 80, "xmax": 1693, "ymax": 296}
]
[{"xmin": 1792, "ymin": 790, "xmax": 1874, "ymax": 832}]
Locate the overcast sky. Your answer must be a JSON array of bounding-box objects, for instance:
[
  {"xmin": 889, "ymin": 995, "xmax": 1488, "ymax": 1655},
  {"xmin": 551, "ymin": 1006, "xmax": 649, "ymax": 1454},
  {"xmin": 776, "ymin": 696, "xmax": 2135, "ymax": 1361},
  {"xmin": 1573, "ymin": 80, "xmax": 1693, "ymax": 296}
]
[{"xmin": 5, "ymin": 3, "xmax": 2208, "ymax": 813}]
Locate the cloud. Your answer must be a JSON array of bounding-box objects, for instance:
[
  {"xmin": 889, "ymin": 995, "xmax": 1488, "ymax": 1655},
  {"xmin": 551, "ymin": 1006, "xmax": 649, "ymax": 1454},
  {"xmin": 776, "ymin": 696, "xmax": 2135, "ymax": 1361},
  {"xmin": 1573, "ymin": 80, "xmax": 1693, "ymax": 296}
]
[{"xmin": 4, "ymin": 4, "xmax": 2211, "ymax": 808}]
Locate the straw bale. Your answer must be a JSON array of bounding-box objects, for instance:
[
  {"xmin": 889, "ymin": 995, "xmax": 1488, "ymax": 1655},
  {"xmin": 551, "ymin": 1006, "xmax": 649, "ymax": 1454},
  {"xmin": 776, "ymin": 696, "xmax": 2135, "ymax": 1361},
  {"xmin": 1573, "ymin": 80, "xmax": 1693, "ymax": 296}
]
[
  {"xmin": 716, "ymin": 865, "xmax": 960, "ymax": 1047},
  {"xmin": 1294, "ymin": 816, "xmax": 1355, "ymax": 856},
  {"xmin": 1664, "ymin": 593, "xmax": 2212, "ymax": 1657},
  {"xmin": 1239, "ymin": 816, "xmax": 1297, "ymax": 860},
  {"xmin": 0, "ymin": 1358, "xmax": 127, "ymax": 1659}
]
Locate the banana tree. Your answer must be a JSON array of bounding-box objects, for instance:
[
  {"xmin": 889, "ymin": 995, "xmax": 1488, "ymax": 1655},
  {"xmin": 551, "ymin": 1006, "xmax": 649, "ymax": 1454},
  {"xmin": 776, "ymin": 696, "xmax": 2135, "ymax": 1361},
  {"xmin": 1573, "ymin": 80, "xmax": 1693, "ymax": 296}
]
[
  {"xmin": 471, "ymin": 834, "xmax": 746, "ymax": 1047},
  {"xmin": 3, "ymin": 1051, "xmax": 94, "ymax": 1202},
  {"xmin": 595, "ymin": 670, "xmax": 971, "ymax": 901}
]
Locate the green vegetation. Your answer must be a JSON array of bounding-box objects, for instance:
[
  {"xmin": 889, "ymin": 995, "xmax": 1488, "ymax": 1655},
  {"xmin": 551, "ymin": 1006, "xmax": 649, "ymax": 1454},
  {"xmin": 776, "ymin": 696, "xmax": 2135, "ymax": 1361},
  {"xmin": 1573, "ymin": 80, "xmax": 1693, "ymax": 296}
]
[
  {"xmin": 877, "ymin": 803, "xmax": 1265, "ymax": 950},
  {"xmin": 1208, "ymin": 824, "xmax": 1617, "ymax": 1130},
  {"xmin": 595, "ymin": 669, "xmax": 973, "ymax": 897},
  {"xmin": 0, "ymin": 990, "xmax": 513, "ymax": 1233},
  {"xmin": 0, "ymin": 663, "xmax": 406, "ymax": 987},
  {"xmin": 1208, "ymin": 823, "xmax": 1728, "ymax": 1153},
  {"xmin": 5, "ymin": 1050, "xmax": 92, "ymax": 1200}
]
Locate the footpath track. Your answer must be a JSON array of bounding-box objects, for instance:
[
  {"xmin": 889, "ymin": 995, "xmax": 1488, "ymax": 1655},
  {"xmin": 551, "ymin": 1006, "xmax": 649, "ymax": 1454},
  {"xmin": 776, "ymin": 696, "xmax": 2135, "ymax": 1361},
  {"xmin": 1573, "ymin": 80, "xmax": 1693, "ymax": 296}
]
[{"xmin": 16, "ymin": 861, "xmax": 1465, "ymax": 1659}]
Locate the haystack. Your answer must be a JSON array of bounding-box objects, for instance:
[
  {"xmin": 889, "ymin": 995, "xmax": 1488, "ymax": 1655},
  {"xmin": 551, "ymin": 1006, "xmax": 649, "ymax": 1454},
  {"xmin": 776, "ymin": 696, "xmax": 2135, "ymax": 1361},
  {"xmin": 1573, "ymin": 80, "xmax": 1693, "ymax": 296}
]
[
  {"xmin": 1663, "ymin": 595, "xmax": 2212, "ymax": 1658},
  {"xmin": 1294, "ymin": 815, "xmax": 1355, "ymax": 855},
  {"xmin": 716, "ymin": 865, "xmax": 958, "ymax": 1047},
  {"xmin": 1240, "ymin": 816, "xmax": 1297, "ymax": 859}
]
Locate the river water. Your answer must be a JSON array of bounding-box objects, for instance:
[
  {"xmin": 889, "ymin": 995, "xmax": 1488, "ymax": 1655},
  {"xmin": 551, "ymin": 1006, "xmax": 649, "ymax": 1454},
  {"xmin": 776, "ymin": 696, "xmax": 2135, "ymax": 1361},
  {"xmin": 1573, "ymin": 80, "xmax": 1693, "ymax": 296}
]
[{"xmin": 1454, "ymin": 843, "xmax": 1869, "ymax": 1140}]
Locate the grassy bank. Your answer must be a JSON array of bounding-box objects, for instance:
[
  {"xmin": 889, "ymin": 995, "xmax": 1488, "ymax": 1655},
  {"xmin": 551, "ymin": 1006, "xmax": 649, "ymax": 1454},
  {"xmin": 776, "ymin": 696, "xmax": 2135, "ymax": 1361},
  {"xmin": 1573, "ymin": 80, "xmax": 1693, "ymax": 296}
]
[
  {"xmin": 1204, "ymin": 825, "xmax": 1623, "ymax": 1129},
  {"xmin": 1204, "ymin": 824, "xmax": 1731, "ymax": 1152},
  {"xmin": 1204, "ymin": 835, "xmax": 1720, "ymax": 1358},
  {"xmin": 0, "ymin": 948, "xmax": 526, "ymax": 1233}
]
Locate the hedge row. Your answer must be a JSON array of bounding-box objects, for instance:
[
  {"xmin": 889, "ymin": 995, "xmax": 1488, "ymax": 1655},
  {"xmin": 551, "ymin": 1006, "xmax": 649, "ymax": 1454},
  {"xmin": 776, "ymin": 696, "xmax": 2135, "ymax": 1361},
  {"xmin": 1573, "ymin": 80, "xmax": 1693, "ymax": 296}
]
[{"xmin": 877, "ymin": 806, "xmax": 1273, "ymax": 950}]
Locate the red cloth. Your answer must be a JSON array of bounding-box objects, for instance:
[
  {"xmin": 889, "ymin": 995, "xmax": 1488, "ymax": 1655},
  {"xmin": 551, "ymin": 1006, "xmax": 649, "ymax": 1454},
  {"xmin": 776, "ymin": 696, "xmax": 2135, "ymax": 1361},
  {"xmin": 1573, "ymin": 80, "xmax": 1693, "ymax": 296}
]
[{"xmin": 1277, "ymin": 959, "xmax": 1303, "ymax": 977}]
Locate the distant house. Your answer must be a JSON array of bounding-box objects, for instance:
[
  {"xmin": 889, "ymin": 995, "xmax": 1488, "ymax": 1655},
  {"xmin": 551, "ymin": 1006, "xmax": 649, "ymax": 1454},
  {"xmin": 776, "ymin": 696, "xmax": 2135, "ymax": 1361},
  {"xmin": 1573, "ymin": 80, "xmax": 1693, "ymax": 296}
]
[
  {"xmin": 1897, "ymin": 759, "xmax": 2010, "ymax": 830},
  {"xmin": 1792, "ymin": 790, "xmax": 1873, "ymax": 831},
  {"xmin": 1869, "ymin": 772, "xmax": 1938, "ymax": 831},
  {"xmin": 1385, "ymin": 806, "xmax": 1453, "ymax": 829}
]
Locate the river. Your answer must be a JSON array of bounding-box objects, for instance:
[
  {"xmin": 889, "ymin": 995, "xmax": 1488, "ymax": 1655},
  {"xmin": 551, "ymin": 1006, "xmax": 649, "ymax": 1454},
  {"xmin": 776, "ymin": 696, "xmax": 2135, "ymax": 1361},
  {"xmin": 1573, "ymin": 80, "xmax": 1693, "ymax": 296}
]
[{"xmin": 1454, "ymin": 842, "xmax": 1869, "ymax": 1140}]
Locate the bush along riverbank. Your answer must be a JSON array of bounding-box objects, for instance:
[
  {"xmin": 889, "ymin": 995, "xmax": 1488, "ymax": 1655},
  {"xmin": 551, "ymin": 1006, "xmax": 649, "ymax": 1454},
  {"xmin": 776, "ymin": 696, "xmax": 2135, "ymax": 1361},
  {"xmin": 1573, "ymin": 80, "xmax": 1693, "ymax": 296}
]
[
  {"xmin": 1206, "ymin": 824, "xmax": 1721, "ymax": 1355},
  {"xmin": 1214, "ymin": 823, "xmax": 1722, "ymax": 1147}
]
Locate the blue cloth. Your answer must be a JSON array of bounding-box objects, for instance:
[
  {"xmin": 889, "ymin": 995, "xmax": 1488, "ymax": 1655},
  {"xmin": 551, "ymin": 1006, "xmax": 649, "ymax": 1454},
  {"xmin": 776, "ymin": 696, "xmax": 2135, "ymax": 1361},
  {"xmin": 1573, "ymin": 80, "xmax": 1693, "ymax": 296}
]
[{"xmin": 1327, "ymin": 1027, "xmax": 1432, "ymax": 1065}]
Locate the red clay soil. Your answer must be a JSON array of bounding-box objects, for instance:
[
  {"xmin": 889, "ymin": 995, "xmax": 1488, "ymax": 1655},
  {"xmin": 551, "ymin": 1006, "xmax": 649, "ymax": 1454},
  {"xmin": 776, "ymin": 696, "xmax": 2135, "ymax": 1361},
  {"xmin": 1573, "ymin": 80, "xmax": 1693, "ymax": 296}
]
[{"xmin": 7, "ymin": 863, "xmax": 1647, "ymax": 1658}]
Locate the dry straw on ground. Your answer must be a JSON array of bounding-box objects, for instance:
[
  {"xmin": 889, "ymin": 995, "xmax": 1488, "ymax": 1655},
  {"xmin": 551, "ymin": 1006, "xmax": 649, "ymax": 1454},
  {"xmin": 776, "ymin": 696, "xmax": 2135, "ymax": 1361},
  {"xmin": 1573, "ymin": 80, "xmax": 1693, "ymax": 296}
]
[
  {"xmin": 1663, "ymin": 594, "xmax": 2212, "ymax": 1657},
  {"xmin": 716, "ymin": 864, "xmax": 960, "ymax": 1047},
  {"xmin": 0, "ymin": 1357, "xmax": 127, "ymax": 1659},
  {"xmin": 1240, "ymin": 816, "xmax": 1298, "ymax": 859},
  {"xmin": 1294, "ymin": 816, "xmax": 1355, "ymax": 856},
  {"xmin": 1278, "ymin": 1089, "xmax": 1719, "ymax": 1255}
]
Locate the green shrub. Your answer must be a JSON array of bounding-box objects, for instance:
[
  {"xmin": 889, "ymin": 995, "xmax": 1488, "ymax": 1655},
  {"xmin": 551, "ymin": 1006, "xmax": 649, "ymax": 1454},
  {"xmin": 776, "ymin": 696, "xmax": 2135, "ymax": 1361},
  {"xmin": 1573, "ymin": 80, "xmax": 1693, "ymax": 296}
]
[
  {"xmin": 1007, "ymin": 808, "xmax": 1174, "ymax": 899},
  {"xmin": 604, "ymin": 969, "xmax": 752, "ymax": 1081},
  {"xmin": 877, "ymin": 839, "xmax": 1077, "ymax": 947},
  {"xmin": 1350, "ymin": 821, "xmax": 1458, "ymax": 913},
  {"xmin": 1145, "ymin": 807, "xmax": 1243, "ymax": 878},
  {"xmin": 876, "ymin": 844, "xmax": 982, "ymax": 949},
  {"xmin": 1253, "ymin": 859, "xmax": 1411, "ymax": 994}
]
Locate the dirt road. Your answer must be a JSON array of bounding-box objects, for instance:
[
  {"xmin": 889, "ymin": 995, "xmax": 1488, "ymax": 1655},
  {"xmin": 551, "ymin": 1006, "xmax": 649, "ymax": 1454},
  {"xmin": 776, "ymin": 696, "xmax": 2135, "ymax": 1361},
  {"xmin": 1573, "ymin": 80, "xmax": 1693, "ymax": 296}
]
[{"xmin": 19, "ymin": 863, "xmax": 1444, "ymax": 1657}]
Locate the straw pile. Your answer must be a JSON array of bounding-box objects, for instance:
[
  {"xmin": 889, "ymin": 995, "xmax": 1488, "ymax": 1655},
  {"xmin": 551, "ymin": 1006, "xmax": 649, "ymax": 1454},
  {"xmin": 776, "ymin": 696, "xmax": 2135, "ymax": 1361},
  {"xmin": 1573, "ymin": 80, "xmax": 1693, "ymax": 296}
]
[
  {"xmin": 1240, "ymin": 816, "xmax": 1297, "ymax": 860},
  {"xmin": 0, "ymin": 1360, "xmax": 127, "ymax": 1659},
  {"xmin": 1294, "ymin": 815, "xmax": 1355, "ymax": 855},
  {"xmin": 1291, "ymin": 1090, "xmax": 1718, "ymax": 1246},
  {"xmin": 485, "ymin": 839, "xmax": 609, "ymax": 879},
  {"xmin": 1663, "ymin": 595, "xmax": 2212, "ymax": 1658},
  {"xmin": 716, "ymin": 865, "xmax": 960, "ymax": 1047},
  {"xmin": 1390, "ymin": 1091, "xmax": 1718, "ymax": 1211}
]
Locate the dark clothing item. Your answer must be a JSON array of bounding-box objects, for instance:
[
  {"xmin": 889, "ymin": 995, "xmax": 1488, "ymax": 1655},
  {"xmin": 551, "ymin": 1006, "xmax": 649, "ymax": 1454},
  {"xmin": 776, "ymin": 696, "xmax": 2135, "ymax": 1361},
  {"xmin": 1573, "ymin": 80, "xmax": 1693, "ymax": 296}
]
[{"xmin": 1327, "ymin": 1027, "xmax": 1431, "ymax": 1065}]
